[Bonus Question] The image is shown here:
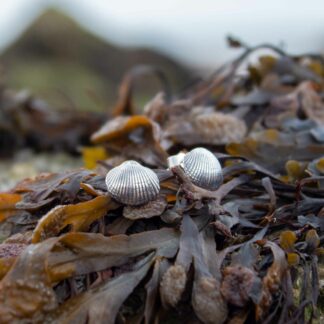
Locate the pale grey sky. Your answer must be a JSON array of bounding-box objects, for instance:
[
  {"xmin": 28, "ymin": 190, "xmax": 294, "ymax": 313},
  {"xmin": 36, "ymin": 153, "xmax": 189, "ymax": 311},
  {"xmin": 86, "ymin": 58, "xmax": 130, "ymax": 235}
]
[{"xmin": 0, "ymin": 0, "xmax": 324, "ymax": 69}]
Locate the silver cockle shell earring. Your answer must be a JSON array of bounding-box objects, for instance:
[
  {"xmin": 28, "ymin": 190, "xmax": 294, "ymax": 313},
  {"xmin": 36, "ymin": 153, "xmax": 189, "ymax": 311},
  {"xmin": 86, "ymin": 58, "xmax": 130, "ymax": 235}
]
[
  {"xmin": 168, "ymin": 147, "xmax": 223, "ymax": 190},
  {"xmin": 105, "ymin": 160, "xmax": 160, "ymax": 206}
]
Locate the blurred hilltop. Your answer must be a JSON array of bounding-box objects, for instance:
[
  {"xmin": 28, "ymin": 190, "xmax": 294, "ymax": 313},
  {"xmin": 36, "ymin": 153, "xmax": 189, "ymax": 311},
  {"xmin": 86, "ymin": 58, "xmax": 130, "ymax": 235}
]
[{"xmin": 0, "ymin": 9, "xmax": 192, "ymax": 111}]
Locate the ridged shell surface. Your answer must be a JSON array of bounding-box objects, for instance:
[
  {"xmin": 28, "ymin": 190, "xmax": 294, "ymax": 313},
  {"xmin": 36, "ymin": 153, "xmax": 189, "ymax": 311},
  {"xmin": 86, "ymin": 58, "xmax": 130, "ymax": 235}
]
[
  {"xmin": 105, "ymin": 160, "xmax": 160, "ymax": 206},
  {"xmin": 183, "ymin": 148, "xmax": 223, "ymax": 190}
]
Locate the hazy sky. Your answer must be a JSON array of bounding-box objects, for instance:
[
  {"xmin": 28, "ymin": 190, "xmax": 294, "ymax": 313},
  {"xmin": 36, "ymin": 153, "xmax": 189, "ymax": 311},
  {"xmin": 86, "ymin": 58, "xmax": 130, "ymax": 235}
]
[{"xmin": 1, "ymin": 0, "xmax": 324, "ymax": 68}]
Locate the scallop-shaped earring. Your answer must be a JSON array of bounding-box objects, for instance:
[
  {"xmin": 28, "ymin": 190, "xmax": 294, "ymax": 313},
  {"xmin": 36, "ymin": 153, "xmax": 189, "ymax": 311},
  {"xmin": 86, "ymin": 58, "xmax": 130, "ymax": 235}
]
[
  {"xmin": 183, "ymin": 148, "xmax": 223, "ymax": 190},
  {"xmin": 105, "ymin": 160, "xmax": 160, "ymax": 206},
  {"xmin": 167, "ymin": 148, "xmax": 223, "ymax": 190}
]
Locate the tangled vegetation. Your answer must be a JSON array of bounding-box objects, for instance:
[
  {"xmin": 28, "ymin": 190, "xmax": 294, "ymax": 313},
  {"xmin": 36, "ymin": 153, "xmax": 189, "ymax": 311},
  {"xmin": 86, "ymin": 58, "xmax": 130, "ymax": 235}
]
[{"xmin": 0, "ymin": 39, "xmax": 323, "ymax": 323}]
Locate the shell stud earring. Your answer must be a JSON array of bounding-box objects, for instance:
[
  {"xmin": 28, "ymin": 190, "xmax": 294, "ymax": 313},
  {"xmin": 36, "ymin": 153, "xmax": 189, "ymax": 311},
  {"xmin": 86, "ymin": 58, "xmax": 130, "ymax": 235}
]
[{"xmin": 105, "ymin": 160, "xmax": 160, "ymax": 206}]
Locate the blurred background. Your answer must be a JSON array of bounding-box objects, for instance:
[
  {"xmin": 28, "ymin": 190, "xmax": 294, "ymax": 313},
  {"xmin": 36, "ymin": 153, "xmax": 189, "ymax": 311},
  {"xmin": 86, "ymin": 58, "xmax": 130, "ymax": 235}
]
[
  {"xmin": 0, "ymin": 0, "xmax": 324, "ymax": 189},
  {"xmin": 1, "ymin": 0, "xmax": 324, "ymax": 111}
]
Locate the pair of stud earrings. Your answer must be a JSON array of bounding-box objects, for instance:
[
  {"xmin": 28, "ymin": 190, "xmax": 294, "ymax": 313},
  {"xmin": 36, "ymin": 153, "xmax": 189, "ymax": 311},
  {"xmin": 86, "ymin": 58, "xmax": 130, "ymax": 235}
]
[{"xmin": 105, "ymin": 147, "xmax": 223, "ymax": 206}]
